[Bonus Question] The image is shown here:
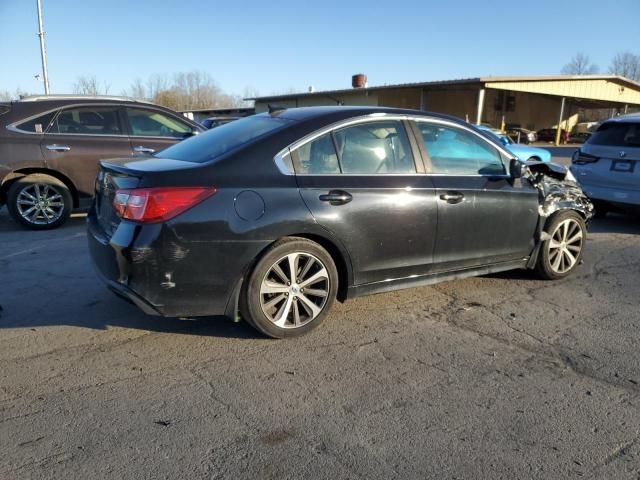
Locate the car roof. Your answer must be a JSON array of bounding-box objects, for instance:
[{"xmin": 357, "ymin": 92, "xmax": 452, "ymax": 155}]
[
  {"xmin": 603, "ymin": 113, "xmax": 640, "ymax": 124},
  {"xmin": 17, "ymin": 94, "xmax": 154, "ymax": 105},
  {"xmin": 270, "ymin": 105, "xmax": 466, "ymax": 125}
]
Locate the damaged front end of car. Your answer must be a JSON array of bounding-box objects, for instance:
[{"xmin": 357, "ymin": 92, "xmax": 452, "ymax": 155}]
[
  {"xmin": 519, "ymin": 160, "xmax": 594, "ymax": 269},
  {"xmin": 524, "ymin": 160, "xmax": 594, "ymax": 220}
]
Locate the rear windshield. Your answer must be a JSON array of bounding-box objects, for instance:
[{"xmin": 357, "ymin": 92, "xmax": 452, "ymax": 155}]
[
  {"xmin": 156, "ymin": 114, "xmax": 293, "ymax": 163},
  {"xmin": 587, "ymin": 122, "xmax": 640, "ymax": 147}
]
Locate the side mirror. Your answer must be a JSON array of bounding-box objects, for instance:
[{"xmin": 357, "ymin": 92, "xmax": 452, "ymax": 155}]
[{"xmin": 509, "ymin": 158, "xmax": 524, "ymax": 179}]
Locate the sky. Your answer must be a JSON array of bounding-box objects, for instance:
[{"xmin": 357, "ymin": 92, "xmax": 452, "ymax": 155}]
[{"xmin": 1, "ymin": 0, "xmax": 639, "ymax": 99}]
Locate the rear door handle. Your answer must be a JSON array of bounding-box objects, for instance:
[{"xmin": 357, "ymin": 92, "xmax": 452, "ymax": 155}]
[
  {"xmin": 319, "ymin": 190, "xmax": 353, "ymax": 205},
  {"xmin": 133, "ymin": 146, "xmax": 155, "ymax": 154},
  {"xmin": 439, "ymin": 191, "xmax": 465, "ymax": 204},
  {"xmin": 45, "ymin": 144, "xmax": 71, "ymax": 152}
]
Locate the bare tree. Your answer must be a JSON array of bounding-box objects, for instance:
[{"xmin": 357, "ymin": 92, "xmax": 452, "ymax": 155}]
[
  {"xmin": 0, "ymin": 88, "xmax": 30, "ymax": 101},
  {"xmin": 562, "ymin": 53, "xmax": 599, "ymax": 75},
  {"xmin": 609, "ymin": 52, "xmax": 640, "ymax": 81},
  {"xmin": 73, "ymin": 76, "xmax": 111, "ymax": 95},
  {"xmin": 123, "ymin": 71, "xmax": 246, "ymax": 110}
]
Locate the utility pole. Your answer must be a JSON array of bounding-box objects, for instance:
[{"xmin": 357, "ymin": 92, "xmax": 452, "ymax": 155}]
[{"xmin": 36, "ymin": 0, "xmax": 50, "ymax": 94}]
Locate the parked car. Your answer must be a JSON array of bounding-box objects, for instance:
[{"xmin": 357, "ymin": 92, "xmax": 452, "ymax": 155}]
[
  {"xmin": 0, "ymin": 95, "xmax": 204, "ymax": 229},
  {"xmin": 568, "ymin": 132, "xmax": 591, "ymax": 144},
  {"xmin": 201, "ymin": 116, "xmax": 241, "ymax": 129},
  {"xmin": 88, "ymin": 106, "xmax": 593, "ymax": 338},
  {"xmin": 537, "ymin": 128, "xmax": 569, "ymax": 143},
  {"xmin": 571, "ymin": 113, "xmax": 640, "ymax": 216},
  {"xmin": 506, "ymin": 127, "xmax": 537, "ymax": 144},
  {"xmin": 477, "ymin": 125, "xmax": 551, "ymax": 162}
]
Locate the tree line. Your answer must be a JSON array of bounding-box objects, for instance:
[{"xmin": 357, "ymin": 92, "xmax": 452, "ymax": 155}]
[
  {"xmin": 0, "ymin": 70, "xmax": 258, "ymax": 110},
  {"xmin": 562, "ymin": 51, "xmax": 640, "ymax": 81}
]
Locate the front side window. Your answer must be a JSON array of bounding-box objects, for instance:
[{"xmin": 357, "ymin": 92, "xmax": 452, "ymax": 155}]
[
  {"xmin": 52, "ymin": 107, "xmax": 121, "ymax": 135},
  {"xmin": 417, "ymin": 122, "xmax": 505, "ymax": 175},
  {"xmin": 15, "ymin": 111, "xmax": 57, "ymax": 133},
  {"xmin": 127, "ymin": 108, "xmax": 192, "ymax": 138}
]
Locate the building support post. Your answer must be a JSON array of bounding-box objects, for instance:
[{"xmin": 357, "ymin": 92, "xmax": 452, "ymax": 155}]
[
  {"xmin": 475, "ymin": 88, "xmax": 485, "ymax": 125},
  {"xmin": 624, "ymin": 104, "xmax": 629, "ymax": 114},
  {"xmin": 555, "ymin": 97, "xmax": 566, "ymax": 146}
]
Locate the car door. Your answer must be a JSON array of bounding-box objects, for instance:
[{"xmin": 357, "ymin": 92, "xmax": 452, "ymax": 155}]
[
  {"xmin": 292, "ymin": 119, "xmax": 438, "ymax": 285},
  {"xmin": 40, "ymin": 104, "xmax": 132, "ymax": 200},
  {"xmin": 412, "ymin": 119, "xmax": 539, "ymax": 272},
  {"xmin": 124, "ymin": 107, "xmax": 196, "ymax": 156}
]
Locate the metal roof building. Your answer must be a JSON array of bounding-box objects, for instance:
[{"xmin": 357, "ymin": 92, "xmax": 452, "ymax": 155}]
[{"xmin": 250, "ymin": 75, "xmax": 640, "ymax": 144}]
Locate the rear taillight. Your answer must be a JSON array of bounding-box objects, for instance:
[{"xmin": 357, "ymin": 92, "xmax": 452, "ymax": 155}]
[
  {"xmin": 572, "ymin": 150, "xmax": 599, "ymax": 164},
  {"xmin": 113, "ymin": 187, "xmax": 216, "ymax": 223}
]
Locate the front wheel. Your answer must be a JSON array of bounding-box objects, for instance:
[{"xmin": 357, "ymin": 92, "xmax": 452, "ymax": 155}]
[
  {"xmin": 535, "ymin": 211, "xmax": 586, "ymax": 280},
  {"xmin": 240, "ymin": 238, "xmax": 339, "ymax": 338},
  {"xmin": 7, "ymin": 174, "xmax": 73, "ymax": 230}
]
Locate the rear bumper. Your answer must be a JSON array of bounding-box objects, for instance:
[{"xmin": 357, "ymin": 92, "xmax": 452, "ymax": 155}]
[
  {"xmin": 87, "ymin": 206, "xmax": 270, "ymax": 317},
  {"xmin": 574, "ymin": 182, "xmax": 640, "ymax": 208}
]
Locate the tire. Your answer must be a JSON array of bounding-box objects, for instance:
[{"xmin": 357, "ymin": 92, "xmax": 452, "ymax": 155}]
[
  {"xmin": 535, "ymin": 210, "xmax": 586, "ymax": 280},
  {"xmin": 7, "ymin": 174, "xmax": 73, "ymax": 230},
  {"xmin": 240, "ymin": 237, "xmax": 339, "ymax": 338},
  {"xmin": 528, "ymin": 156, "xmax": 541, "ymax": 162},
  {"xmin": 592, "ymin": 200, "xmax": 609, "ymax": 219}
]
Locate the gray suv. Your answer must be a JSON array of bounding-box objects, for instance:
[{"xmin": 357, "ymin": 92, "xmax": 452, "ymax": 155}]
[
  {"xmin": 571, "ymin": 114, "xmax": 640, "ymax": 216},
  {"xmin": 0, "ymin": 95, "xmax": 203, "ymax": 229}
]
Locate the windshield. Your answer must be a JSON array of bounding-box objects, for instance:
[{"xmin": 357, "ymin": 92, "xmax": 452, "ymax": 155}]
[
  {"xmin": 587, "ymin": 122, "xmax": 640, "ymax": 147},
  {"xmin": 156, "ymin": 114, "xmax": 294, "ymax": 163}
]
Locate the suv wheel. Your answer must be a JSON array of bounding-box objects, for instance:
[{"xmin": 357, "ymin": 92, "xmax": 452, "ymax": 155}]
[
  {"xmin": 7, "ymin": 174, "xmax": 72, "ymax": 230},
  {"xmin": 240, "ymin": 238, "xmax": 338, "ymax": 338},
  {"xmin": 536, "ymin": 211, "xmax": 586, "ymax": 280}
]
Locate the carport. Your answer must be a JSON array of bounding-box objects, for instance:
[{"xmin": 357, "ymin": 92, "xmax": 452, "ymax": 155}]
[{"xmin": 250, "ymin": 75, "xmax": 640, "ymax": 145}]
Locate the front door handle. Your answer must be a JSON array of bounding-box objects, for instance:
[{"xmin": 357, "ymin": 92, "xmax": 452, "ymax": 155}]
[
  {"xmin": 439, "ymin": 191, "xmax": 465, "ymax": 204},
  {"xmin": 45, "ymin": 144, "xmax": 71, "ymax": 152},
  {"xmin": 319, "ymin": 190, "xmax": 353, "ymax": 205},
  {"xmin": 133, "ymin": 146, "xmax": 155, "ymax": 154}
]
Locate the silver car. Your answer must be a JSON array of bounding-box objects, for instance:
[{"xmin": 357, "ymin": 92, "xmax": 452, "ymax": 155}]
[{"xmin": 571, "ymin": 114, "xmax": 640, "ymax": 216}]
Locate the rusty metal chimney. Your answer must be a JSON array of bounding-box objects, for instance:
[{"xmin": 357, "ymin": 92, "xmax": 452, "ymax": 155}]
[{"xmin": 352, "ymin": 74, "xmax": 367, "ymax": 89}]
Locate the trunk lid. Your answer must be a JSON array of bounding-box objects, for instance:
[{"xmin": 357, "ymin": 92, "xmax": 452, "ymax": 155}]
[{"xmin": 95, "ymin": 156, "xmax": 204, "ymax": 236}]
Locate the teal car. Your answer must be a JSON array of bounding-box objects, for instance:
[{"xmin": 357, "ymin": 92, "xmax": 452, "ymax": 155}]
[{"xmin": 477, "ymin": 125, "xmax": 552, "ymax": 163}]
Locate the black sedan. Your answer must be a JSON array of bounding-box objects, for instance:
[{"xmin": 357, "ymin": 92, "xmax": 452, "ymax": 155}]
[{"xmin": 88, "ymin": 107, "xmax": 593, "ymax": 338}]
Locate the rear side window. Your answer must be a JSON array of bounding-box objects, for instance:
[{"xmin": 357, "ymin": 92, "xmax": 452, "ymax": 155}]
[
  {"xmin": 127, "ymin": 108, "xmax": 192, "ymax": 138},
  {"xmin": 334, "ymin": 121, "xmax": 415, "ymax": 174},
  {"xmin": 14, "ymin": 111, "xmax": 57, "ymax": 133},
  {"xmin": 417, "ymin": 122, "xmax": 505, "ymax": 175},
  {"xmin": 52, "ymin": 107, "xmax": 122, "ymax": 135},
  {"xmin": 293, "ymin": 133, "xmax": 341, "ymax": 174},
  {"xmin": 292, "ymin": 120, "xmax": 416, "ymax": 175},
  {"xmin": 157, "ymin": 115, "xmax": 292, "ymax": 163},
  {"xmin": 588, "ymin": 122, "xmax": 640, "ymax": 147}
]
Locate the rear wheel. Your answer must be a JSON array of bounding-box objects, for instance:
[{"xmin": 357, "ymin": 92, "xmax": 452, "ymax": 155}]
[
  {"xmin": 7, "ymin": 174, "xmax": 72, "ymax": 230},
  {"xmin": 535, "ymin": 211, "xmax": 586, "ymax": 280},
  {"xmin": 240, "ymin": 238, "xmax": 338, "ymax": 338}
]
